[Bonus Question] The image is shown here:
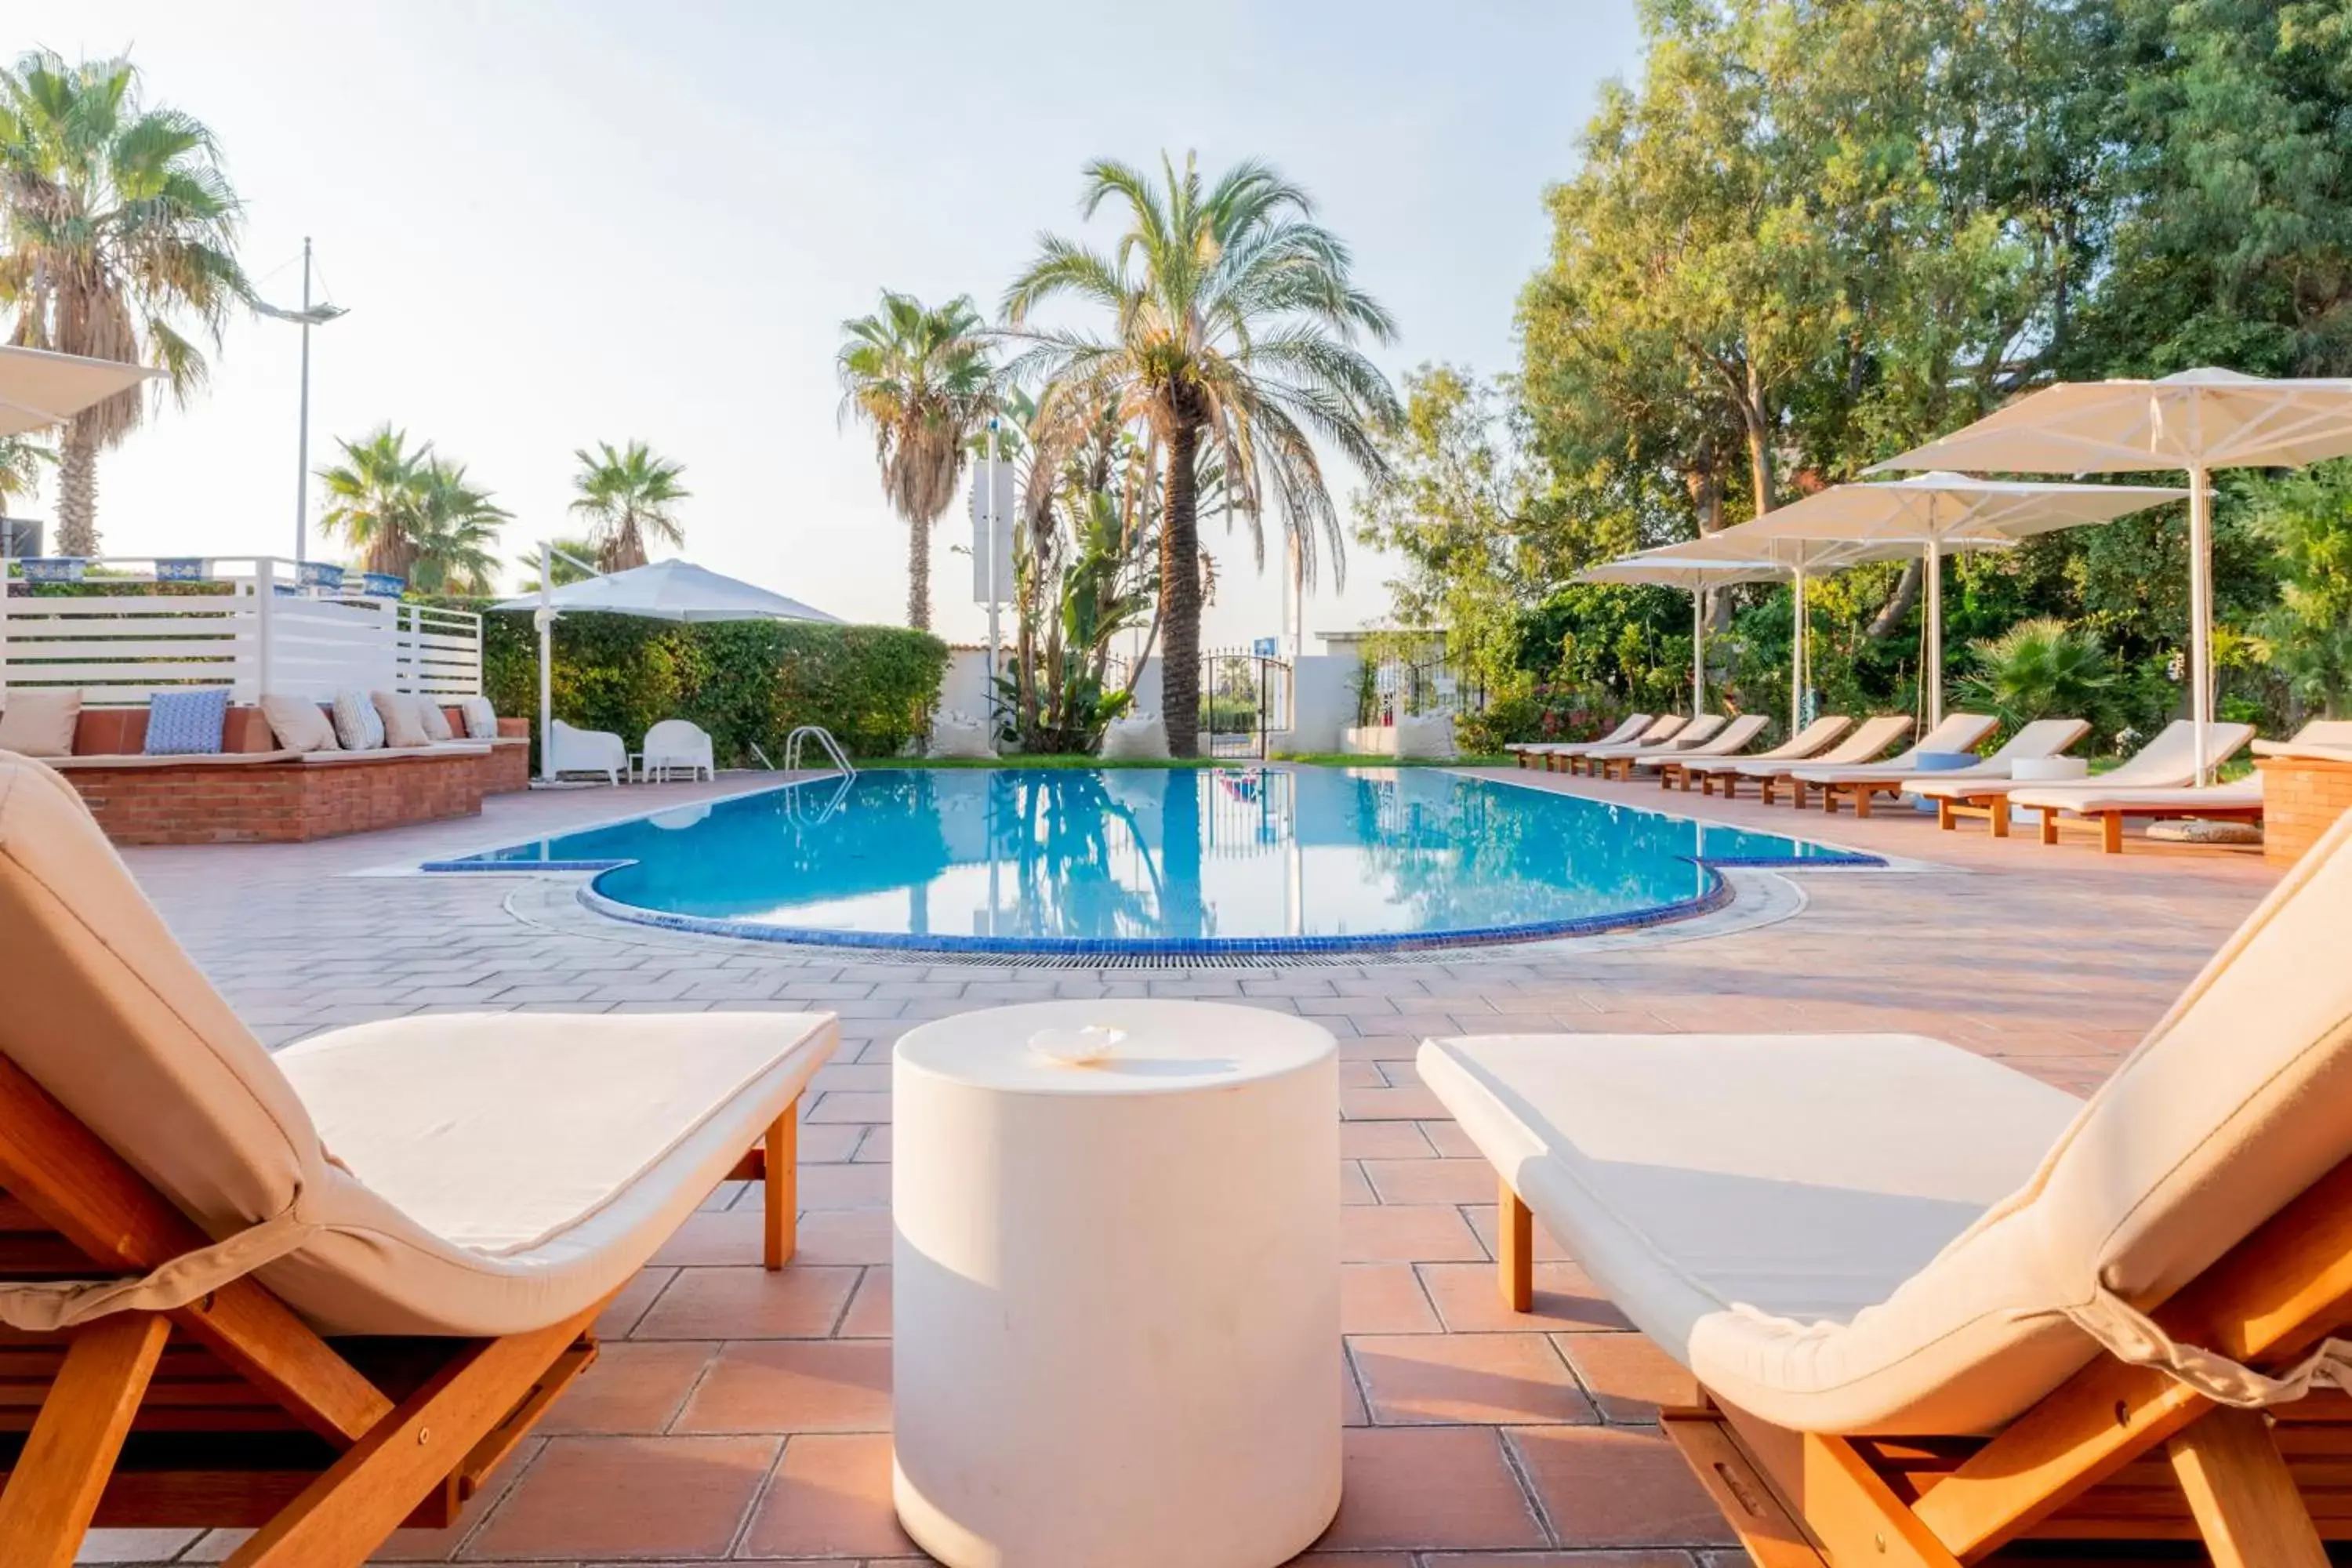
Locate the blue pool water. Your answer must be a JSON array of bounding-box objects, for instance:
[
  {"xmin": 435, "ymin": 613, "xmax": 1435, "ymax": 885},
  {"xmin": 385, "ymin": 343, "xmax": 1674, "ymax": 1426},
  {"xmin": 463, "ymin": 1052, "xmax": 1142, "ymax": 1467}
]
[{"xmin": 434, "ymin": 768, "xmax": 1877, "ymax": 955}]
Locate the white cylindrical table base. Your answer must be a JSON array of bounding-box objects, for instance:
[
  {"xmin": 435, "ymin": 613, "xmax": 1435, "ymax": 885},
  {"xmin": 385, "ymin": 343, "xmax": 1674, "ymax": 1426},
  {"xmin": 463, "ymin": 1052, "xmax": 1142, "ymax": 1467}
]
[{"xmin": 892, "ymin": 1000, "xmax": 1341, "ymax": 1568}]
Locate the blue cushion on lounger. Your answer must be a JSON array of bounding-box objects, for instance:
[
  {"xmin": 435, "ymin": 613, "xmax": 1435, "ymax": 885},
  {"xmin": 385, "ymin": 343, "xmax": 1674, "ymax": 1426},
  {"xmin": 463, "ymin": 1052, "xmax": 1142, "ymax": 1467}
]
[{"xmin": 143, "ymin": 688, "xmax": 233, "ymax": 756}]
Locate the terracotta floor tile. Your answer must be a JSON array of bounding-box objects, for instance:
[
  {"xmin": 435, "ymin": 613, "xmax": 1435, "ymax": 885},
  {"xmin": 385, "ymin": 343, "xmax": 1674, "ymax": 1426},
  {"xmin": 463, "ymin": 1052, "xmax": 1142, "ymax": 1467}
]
[
  {"xmin": 1418, "ymin": 1118, "xmax": 1481, "ymax": 1157},
  {"xmin": 1556, "ymin": 1331, "xmax": 1701, "ymax": 1421},
  {"xmin": 1363, "ymin": 1156, "xmax": 1504, "ymax": 1206},
  {"xmin": 1350, "ymin": 1332, "xmax": 1595, "ymax": 1425},
  {"xmin": 673, "ymin": 1338, "xmax": 892, "ymax": 1433},
  {"xmin": 1314, "ymin": 1427, "xmax": 1547, "ymax": 1550},
  {"xmin": 808, "ymin": 1089, "xmax": 892, "ymax": 1123},
  {"xmin": 184, "ymin": 1437, "xmax": 549, "ymax": 1562},
  {"xmin": 1285, "ymin": 1554, "xmax": 1417, "ymax": 1567},
  {"xmin": 542, "ymin": 1339, "xmax": 714, "ymax": 1434},
  {"xmin": 647, "ymin": 1209, "xmax": 773, "ymax": 1268},
  {"xmin": 840, "ymin": 1264, "xmax": 891, "ymax": 1338},
  {"xmin": 1340, "ymin": 1083, "xmax": 1448, "ymax": 1120},
  {"xmin": 597, "ymin": 1265, "xmax": 675, "ymax": 1338},
  {"xmin": 462, "ymin": 1433, "xmax": 778, "ymax": 1560},
  {"xmin": 1341, "ymin": 1120, "xmax": 1437, "ymax": 1160},
  {"xmin": 72, "ymin": 1529, "xmax": 201, "ymax": 1563},
  {"xmin": 1422, "ymin": 1552, "xmax": 1700, "ymax": 1567},
  {"xmin": 738, "ymin": 1432, "xmax": 920, "ymax": 1558},
  {"xmin": 1341, "ymin": 1203, "xmax": 1488, "ymax": 1263},
  {"xmin": 793, "ymin": 1120, "xmax": 867, "ymax": 1163},
  {"xmin": 1340, "ymin": 1160, "xmax": 1378, "ymax": 1205},
  {"xmin": 1507, "ymin": 1425, "xmax": 1738, "ymax": 1548},
  {"xmin": 1342, "ymin": 1262, "xmax": 1443, "ymax": 1334},
  {"xmin": 795, "ymin": 1160, "xmax": 893, "ymax": 1210},
  {"xmin": 1417, "ymin": 1260, "xmax": 1633, "ymax": 1334},
  {"xmin": 1463, "ymin": 1203, "xmax": 1574, "ymax": 1263},
  {"xmin": 851, "ymin": 1123, "xmax": 894, "ymax": 1162},
  {"xmin": 634, "ymin": 1264, "xmax": 859, "ymax": 1339},
  {"xmin": 792, "ymin": 1207, "xmax": 895, "ymax": 1266}
]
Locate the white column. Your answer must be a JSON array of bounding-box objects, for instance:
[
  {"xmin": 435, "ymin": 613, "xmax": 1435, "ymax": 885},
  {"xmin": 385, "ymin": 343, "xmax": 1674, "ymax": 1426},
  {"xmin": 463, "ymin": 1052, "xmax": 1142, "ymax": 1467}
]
[
  {"xmin": 2187, "ymin": 463, "xmax": 2214, "ymax": 785},
  {"xmin": 538, "ymin": 546, "xmax": 555, "ymax": 783},
  {"xmin": 1790, "ymin": 567, "xmax": 1807, "ymax": 734},
  {"xmin": 1923, "ymin": 535, "xmax": 1944, "ymax": 731},
  {"xmin": 252, "ymin": 557, "xmax": 276, "ymax": 705}
]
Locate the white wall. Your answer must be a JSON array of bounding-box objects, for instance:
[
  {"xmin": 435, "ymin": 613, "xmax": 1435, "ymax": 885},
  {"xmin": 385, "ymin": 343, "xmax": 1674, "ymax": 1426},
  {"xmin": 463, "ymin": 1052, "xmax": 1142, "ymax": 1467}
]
[{"xmin": 1274, "ymin": 652, "xmax": 1362, "ymax": 754}]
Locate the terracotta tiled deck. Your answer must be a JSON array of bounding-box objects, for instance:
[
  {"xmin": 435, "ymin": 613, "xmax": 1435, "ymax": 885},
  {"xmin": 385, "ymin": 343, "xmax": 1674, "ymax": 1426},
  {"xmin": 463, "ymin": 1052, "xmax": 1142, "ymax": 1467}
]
[{"xmin": 82, "ymin": 764, "xmax": 2284, "ymax": 1566}]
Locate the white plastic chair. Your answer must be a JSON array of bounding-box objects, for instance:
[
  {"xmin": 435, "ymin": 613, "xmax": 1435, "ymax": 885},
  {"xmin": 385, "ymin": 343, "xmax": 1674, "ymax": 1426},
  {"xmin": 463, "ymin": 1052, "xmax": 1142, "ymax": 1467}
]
[
  {"xmin": 550, "ymin": 719, "xmax": 627, "ymax": 785},
  {"xmin": 637, "ymin": 718, "xmax": 716, "ymax": 782}
]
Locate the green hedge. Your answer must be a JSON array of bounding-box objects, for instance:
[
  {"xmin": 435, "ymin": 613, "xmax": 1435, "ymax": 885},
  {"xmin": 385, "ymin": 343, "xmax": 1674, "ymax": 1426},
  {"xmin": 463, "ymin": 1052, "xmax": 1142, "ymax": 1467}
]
[{"xmin": 444, "ymin": 601, "xmax": 946, "ymax": 764}]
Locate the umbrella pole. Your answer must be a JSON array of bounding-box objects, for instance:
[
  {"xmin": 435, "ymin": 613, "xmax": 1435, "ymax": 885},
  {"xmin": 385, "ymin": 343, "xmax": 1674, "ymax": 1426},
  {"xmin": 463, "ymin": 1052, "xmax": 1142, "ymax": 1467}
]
[
  {"xmin": 538, "ymin": 546, "xmax": 554, "ymax": 785},
  {"xmin": 1692, "ymin": 586, "xmax": 1706, "ymax": 718},
  {"xmin": 2188, "ymin": 463, "xmax": 2214, "ymax": 786},
  {"xmin": 1924, "ymin": 536, "xmax": 1943, "ymax": 731},
  {"xmin": 1791, "ymin": 567, "xmax": 1807, "ymax": 734}
]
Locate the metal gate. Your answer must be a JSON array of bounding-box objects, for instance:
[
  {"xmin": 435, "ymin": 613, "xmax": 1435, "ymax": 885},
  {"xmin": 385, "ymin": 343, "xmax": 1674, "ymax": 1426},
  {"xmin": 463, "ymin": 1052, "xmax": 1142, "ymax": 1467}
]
[{"xmin": 1200, "ymin": 645, "xmax": 1293, "ymax": 759}]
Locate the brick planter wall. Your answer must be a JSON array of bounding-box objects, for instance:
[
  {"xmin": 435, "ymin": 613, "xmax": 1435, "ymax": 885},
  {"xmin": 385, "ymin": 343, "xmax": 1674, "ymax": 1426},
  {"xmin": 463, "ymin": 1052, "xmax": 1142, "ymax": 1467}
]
[
  {"xmin": 2256, "ymin": 757, "xmax": 2352, "ymax": 868},
  {"xmin": 66, "ymin": 752, "xmax": 485, "ymax": 846},
  {"xmin": 479, "ymin": 741, "xmax": 532, "ymax": 794}
]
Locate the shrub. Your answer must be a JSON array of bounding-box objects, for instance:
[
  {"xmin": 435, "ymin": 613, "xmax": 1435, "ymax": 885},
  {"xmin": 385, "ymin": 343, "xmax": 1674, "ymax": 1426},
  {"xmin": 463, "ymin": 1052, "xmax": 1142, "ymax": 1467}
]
[
  {"xmin": 1957, "ymin": 617, "xmax": 2117, "ymax": 734},
  {"xmin": 453, "ymin": 601, "xmax": 947, "ymax": 763}
]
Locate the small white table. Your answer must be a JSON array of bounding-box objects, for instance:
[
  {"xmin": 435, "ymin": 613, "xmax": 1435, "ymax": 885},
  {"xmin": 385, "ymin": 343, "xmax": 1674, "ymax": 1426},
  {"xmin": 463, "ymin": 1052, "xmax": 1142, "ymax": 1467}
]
[{"xmin": 891, "ymin": 1000, "xmax": 1341, "ymax": 1568}]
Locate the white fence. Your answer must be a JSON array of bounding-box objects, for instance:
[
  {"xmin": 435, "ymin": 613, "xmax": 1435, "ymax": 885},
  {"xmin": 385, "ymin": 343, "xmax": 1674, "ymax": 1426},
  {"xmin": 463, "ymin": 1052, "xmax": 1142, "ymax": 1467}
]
[{"xmin": 0, "ymin": 555, "xmax": 482, "ymax": 707}]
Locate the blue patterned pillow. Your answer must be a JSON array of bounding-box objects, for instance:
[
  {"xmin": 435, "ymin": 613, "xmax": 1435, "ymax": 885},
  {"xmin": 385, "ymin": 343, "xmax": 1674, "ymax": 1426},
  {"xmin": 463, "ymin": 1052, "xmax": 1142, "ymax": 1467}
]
[{"xmin": 143, "ymin": 688, "xmax": 233, "ymax": 756}]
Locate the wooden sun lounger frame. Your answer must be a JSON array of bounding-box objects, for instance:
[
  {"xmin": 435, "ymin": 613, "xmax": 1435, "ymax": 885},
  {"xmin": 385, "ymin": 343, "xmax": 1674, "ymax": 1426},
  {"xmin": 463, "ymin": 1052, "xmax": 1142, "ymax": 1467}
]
[
  {"xmin": 1935, "ymin": 791, "xmax": 2019, "ymax": 839},
  {"xmin": 0, "ymin": 1053, "xmax": 803, "ymax": 1568},
  {"xmin": 2031, "ymin": 797, "xmax": 2267, "ymax": 855},
  {"xmin": 1495, "ymin": 1161, "xmax": 2352, "ymax": 1566}
]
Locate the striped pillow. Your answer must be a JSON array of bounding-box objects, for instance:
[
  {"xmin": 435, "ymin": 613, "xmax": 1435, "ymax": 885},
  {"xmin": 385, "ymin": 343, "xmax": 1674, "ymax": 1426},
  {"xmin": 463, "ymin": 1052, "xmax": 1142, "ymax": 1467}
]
[{"xmin": 331, "ymin": 688, "xmax": 384, "ymax": 751}]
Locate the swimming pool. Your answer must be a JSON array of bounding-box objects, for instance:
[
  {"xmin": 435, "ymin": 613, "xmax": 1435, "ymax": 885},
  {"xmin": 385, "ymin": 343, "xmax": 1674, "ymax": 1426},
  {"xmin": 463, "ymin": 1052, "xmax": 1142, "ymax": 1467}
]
[{"xmin": 433, "ymin": 767, "xmax": 1878, "ymax": 956}]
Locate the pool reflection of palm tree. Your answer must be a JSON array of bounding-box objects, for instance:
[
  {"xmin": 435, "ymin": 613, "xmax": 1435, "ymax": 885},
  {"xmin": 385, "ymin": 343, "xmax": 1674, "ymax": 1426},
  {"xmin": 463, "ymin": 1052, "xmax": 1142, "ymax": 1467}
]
[
  {"xmin": 1160, "ymin": 770, "xmax": 1208, "ymax": 940},
  {"xmin": 986, "ymin": 771, "xmax": 1169, "ymax": 942}
]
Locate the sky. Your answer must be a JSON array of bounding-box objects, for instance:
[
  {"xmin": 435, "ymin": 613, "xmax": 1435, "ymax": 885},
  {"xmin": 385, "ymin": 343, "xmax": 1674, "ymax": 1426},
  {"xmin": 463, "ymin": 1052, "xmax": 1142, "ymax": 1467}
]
[{"xmin": 13, "ymin": 1, "xmax": 1644, "ymax": 649}]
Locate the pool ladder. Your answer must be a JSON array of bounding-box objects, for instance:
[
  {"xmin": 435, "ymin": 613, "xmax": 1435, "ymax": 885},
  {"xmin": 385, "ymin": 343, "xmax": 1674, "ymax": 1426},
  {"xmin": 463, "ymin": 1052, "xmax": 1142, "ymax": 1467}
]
[{"xmin": 781, "ymin": 725, "xmax": 855, "ymax": 779}]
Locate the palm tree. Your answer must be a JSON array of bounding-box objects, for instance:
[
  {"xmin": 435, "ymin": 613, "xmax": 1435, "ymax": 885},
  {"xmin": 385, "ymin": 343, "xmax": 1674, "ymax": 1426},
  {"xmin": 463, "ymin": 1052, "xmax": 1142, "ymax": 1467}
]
[
  {"xmin": 318, "ymin": 425, "xmax": 429, "ymax": 575},
  {"xmin": 0, "ymin": 50, "xmax": 247, "ymax": 555},
  {"xmin": 0, "ymin": 434, "xmax": 50, "ymax": 512},
  {"xmin": 405, "ymin": 459, "xmax": 506, "ymax": 593},
  {"xmin": 837, "ymin": 292, "xmax": 993, "ymax": 630},
  {"xmin": 1003, "ymin": 154, "xmax": 1399, "ymax": 754},
  {"xmin": 569, "ymin": 440, "xmax": 688, "ymax": 571}
]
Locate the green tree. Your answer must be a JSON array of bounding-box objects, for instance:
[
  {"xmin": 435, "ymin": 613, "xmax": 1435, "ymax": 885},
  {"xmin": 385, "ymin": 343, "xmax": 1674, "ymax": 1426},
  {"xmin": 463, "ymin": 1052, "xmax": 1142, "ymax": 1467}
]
[
  {"xmin": 1004, "ymin": 152, "xmax": 1399, "ymax": 755},
  {"xmin": 317, "ymin": 424, "xmax": 505, "ymax": 590},
  {"xmin": 0, "ymin": 434, "xmax": 50, "ymax": 512},
  {"xmin": 837, "ymin": 291, "xmax": 993, "ymax": 631},
  {"xmin": 2245, "ymin": 459, "xmax": 2352, "ymax": 716},
  {"xmin": 0, "ymin": 50, "xmax": 247, "ymax": 554},
  {"xmin": 569, "ymin": 439, "xmax": 688, "ymax": 572},
  {"xmin": 1958, "ymin": 616, "xmax": 2118, "ymax": 730}
]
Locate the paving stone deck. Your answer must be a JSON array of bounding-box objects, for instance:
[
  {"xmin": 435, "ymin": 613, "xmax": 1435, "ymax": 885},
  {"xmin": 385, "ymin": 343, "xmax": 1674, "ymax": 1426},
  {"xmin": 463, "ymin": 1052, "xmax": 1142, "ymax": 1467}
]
[{"xmin": 79, "ymin": 764, "xmax": 2282, "ymax": 1566}]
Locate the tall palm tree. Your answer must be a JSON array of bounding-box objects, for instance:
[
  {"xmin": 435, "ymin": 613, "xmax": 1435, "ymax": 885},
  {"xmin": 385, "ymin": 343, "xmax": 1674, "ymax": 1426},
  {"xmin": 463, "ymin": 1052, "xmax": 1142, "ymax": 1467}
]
[
  {"xmin": 837, "ymin": 292, "xmax": 993, "ymax": 630},
  {"xmin": 406, "ymin": 458, "xmax": 506, "ymax": 593},
  {"xmin": 569, "ymin": 440, "xmax": 688, "ymax": 570},
  {"xmin": 1003, "ymin": 154, "xmax": 1399, "ymax": 754},
  {"xmin": 318, "ymin": 425, "xmax": 429, "ymax": 575},
  {"xmin": 0, "ymin": 50, "xmax": 247, "ymax": 555}
]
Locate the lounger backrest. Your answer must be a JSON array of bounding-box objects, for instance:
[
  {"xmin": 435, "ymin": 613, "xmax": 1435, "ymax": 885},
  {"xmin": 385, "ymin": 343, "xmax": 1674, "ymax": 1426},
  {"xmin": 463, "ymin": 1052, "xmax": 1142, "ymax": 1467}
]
[
  {"xmin": 1637, "ymin": 714, "xmax": 1688, "ymax": 743},
  {"xmin": 1668, "ymin": 715, "xmax": 1726, "ymax": 746},
  {"xmin": 1601, "ymin": 714, "xmax": 1652, "ymax": 746},
  {"xmin": 1979, "ymin": 804, "xmax": 2352, "ymax": 1314},
  {"xmin": 1897, "ymin": 712, "xmax": 2000, "ymax": 763},
  {"xmin": 2288, "ymin": 719, "xmax": 2352, "ymax": 749},
  {"xmin": 1762, "ymin": 715, "xmax": 1853, "ymax": 760},
  {"xmin": 643, "ymin": 718, "xmax": 707, "ymax": 751},
  {"xmin": 0, "ymin": 753, "xmax": 321, "ymax": 1235},
  {"xmin": 1696, "ymin": 714, "xmax": 1770, "ymax": 755},
  {"xmin": 1812, "ymin": 715, "xmax": 1915, "ymax": 766},
  {"xmin": 1984, "ymin": 717, "xmax": 2090, "ymax": 764},
  {"xmin": 2104, "ymin": 720, "xmax": 2258, "ymax": 786}
]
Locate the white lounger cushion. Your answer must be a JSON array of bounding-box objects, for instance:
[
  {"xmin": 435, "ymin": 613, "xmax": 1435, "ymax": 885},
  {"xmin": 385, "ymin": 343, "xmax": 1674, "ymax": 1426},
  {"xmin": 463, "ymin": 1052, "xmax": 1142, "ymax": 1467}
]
[
  {"xmin": 1587, "ymin": 714, "xmax": 1722, "ymax": 760},
  {"xmin": 1784, "ymin": 713, "xmax": 2000, "ymax": 782},
  {"xmin": 0, "ymin": 751, "xmax": 835, "ymax": 1338},
  {"xmin": 2009, "ymin": 776, "xmax": 2263, "ymax": 815},
  {"xmin": 1730, "ymin": 715, "xmax": 1912, "ymax": 777},
  {"xmin": 1911, "ymin": 719, "xmax": 2256, "ymax": 801},
  {"xmin": 1421, "ymin": 802, "xmax": 2352, "ymax": 1436}
]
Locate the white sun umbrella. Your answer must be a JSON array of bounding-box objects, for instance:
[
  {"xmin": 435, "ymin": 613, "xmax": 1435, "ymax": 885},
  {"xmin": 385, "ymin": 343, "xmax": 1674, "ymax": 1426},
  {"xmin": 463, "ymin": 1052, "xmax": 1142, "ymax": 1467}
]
[
  {"xmin": 1708, "ymin": 474, "xmax": 2187, "ymax": 729},
  {"xmin": 495, "ymin": 557, "xmax": 844, "ymax": 783},
  {"xmin": 1576, "ymin": 550, "xmax": 1785, "ymax": 719},
  {"xmin": 0, "ymin": 343, "xmax": 158, "ymax": 440},
  {"xmin": 1641, "ymin": 533, "xmax": 1918, "ymax": 735},
  {"xmin": 1874, "ymin": 368, "xmax": 2352, "ymax": 779}
]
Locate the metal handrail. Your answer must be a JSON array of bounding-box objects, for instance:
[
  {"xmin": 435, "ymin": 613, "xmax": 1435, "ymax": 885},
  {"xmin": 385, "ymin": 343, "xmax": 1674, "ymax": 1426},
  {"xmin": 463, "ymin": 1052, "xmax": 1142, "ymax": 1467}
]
[{"xmin": 782, "ymin": 724, "xmax": 855, "ymax": 779}]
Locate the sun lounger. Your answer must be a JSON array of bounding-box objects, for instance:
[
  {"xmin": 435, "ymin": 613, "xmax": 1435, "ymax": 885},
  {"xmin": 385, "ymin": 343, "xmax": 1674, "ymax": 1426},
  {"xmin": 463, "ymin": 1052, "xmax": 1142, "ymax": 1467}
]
[
  {"xmin": 635, "ymin": 717, "xmax": 716, "ymax": 782},
  {"xmin": 1665, "ymin": 715, "xmax": 1853, "ymax": 793},
  {"xmin": 1419, "ymin": 804, "xmax": 2352, "ymax": 1563},
  {"xmin": 1916, "ymin": 719, "xmax": 2256, "ymax": 838},
  {"xmin": 1507, "ymin": 714, "xmax": 1650, "ymax": 770},
  {"xmin": 1802, "ymin": 715, "xmax": 2081, "ymax": 817},
  {"xmin": 1562, "ymin": 713, "xmax": 1687, "ymax": 775},
  {"xmin": 1587, "ymin": 714, "xmax": 1729, "ymax": 780},
  {"xmin": 1777, "ymin": 712, "xmax": 2000, "ymax": 812},
  {"xmin": 0, "ymin": 753, "xmax": 837, "ymax": 1565},
  {"xmin": 1599, "ymin": 713, "xmax": 1772, "ymax": 783},
  {"xmin": 2252, "ymin": 718, "xmax": 2352, "ymax": 765},
  {"xmin": 1722, "ymin": 715, "xmax": 1914, "ymax": 804},
  {"xmin": 2015, "ymin": 775, "xmax": 2265, "ymax": 854}
]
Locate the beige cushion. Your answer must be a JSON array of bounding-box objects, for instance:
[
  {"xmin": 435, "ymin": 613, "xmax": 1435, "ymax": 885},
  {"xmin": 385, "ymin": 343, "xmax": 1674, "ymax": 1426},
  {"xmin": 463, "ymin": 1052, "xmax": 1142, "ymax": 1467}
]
[
  {"xmin": 0, "ymin": 689, "xmax": 82, "ymax": 757},
  {"xmin": 459, "ymin": 696, "xmax": 498, "ymax": 740},
  {"xmin": 257, "ymin": 693, "xmax": 339, "ymax": 754},
  {"xmin": 0, "ymin": 751, "xmax": 838, "ymax": 1337},
  {"xmin": 1099, "ymin": 716, "xmax": 1171, "ymax": 760},
  {"xmin": 1419, "ymin": 803, "xmax": 2352, "ymax": 1436},
  {"xmin": 329, "ymin": 688, "xmax": 382, "ymax": 751},
  {"xmin": 416, "ymin": 699, "xmax": 456, "ymax": 743},
  {"xmin": 371, "ymin": 691, "xmax": 430, "ymax": 749},
  {"xmin": 1393, "ymin": 712, "xmax": 1458, "ymax": 760}
]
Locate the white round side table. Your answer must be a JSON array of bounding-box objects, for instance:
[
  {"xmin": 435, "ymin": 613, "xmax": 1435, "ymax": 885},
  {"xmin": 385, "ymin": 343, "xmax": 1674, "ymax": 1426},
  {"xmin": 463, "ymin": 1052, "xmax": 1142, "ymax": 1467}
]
[{"xmin": 891, "ymin": 999, "xmax": 1341, "ymax": 1568}]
